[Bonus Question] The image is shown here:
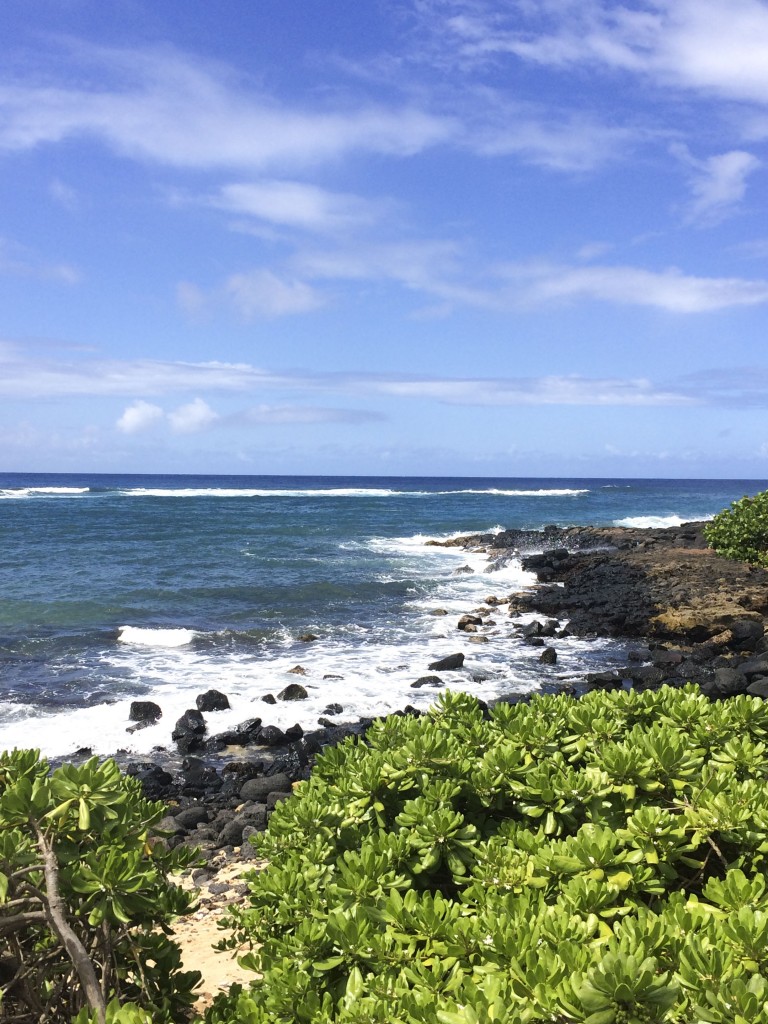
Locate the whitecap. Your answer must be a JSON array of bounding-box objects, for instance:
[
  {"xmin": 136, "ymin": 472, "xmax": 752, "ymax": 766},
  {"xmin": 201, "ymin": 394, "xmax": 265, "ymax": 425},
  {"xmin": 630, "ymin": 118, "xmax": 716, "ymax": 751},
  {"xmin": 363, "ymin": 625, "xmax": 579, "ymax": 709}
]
[{"xmin": 117, "ymin": 626, "xmax": 197, "ymax": 647}]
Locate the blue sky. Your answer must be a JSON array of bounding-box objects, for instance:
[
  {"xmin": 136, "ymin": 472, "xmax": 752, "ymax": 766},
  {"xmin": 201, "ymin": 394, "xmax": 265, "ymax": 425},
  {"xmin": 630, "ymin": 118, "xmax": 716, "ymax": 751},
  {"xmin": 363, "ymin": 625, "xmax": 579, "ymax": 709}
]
[{"xmin": 2, "ymin": 0, "xmax": 768, "ymax": 477}]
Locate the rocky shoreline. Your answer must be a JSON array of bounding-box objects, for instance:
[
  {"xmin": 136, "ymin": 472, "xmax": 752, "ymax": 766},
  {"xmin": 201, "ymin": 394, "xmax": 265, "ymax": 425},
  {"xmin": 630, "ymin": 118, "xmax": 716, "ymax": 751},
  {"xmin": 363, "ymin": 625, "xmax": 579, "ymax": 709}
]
[
  {"xmin": 129, "ymin": 518, "xmax": 768, "ymax": 1007},
  {"xmin": 127, "ymin": 519, "xmax": 768, "ymax": 873}
]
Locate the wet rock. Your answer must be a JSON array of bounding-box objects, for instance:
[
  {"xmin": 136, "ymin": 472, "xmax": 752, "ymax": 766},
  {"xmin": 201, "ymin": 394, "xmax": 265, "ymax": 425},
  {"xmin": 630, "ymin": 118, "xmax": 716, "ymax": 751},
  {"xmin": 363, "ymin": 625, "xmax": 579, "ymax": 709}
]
[
  {"xmin": 256, "ymin": 725, "xmax": 287, "ymax": 747},
  {"xmin": 323, "ymin": 674, "xmax": 344, "ymax": 680},
  {"xmin": 284, "ymin": 723, "xmax": 304, "ymax": 741},
  {"xmin": 261, "ymin": 694, "xmax": 277, "ymax": 704},
  {"xmin": 458, "ymin": 614, "xmax": 483, "ymax": 631},
  {"xmin": 278, "ymin": 683, "xmax": 309, "ymax": 701},
  {"xmin": 455, "ymin": 565, "xmax": 474, "ymax": 574},
  {"xmin": 539, "ymin": 647, "xmax": 557, "ymax": 664},
  {"xmin": 299, "ymin": 633, "xmax": 319, "ymax": 642},
  {"xmin": 428, "ymin": 653, "xmax": 465, "ymax": 671},
  {"xmin": 411, "ymin": 675, "xmax": 444, "ymax": 689},
  {"xmin": 129, "ymin": 700, "xmax": 162, "ymax": 723},
  {"xmin": 430, "ymin": 608, "xmax": 449, "ymax": 616},
  {"xmin": 196, "ymin": 689, "xmax": 230, "ymax": 712},
  {"xmin": 322, "ymin": 703, "xmax": 343, "ymax": 715},
  {"xmin": 288, "ymin": 665, "xmax": 307, "ymax": 675},
  {"xmin": 172, "ymin": 709, "xmax": 207, "ymax": 754}
]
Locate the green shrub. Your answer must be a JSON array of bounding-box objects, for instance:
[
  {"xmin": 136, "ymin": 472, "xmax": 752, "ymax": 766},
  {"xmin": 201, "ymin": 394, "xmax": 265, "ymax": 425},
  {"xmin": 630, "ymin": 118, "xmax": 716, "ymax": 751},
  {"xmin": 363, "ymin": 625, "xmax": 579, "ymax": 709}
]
[
  {"xmin": 0, "ymin": 750, "xmax": 201, "ymax": 1023},
  {"xmin": 704, "ymin": 490, "xmax": 768, "ymax": 567},
  {"xmin": 206, "ymin": 686, "xmax": 768, "ymax": 1023}
]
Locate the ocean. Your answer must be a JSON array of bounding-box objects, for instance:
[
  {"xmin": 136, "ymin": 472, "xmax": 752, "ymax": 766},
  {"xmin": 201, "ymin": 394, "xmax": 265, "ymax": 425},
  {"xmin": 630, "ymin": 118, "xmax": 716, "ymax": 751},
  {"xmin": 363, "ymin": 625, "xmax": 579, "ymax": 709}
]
[{"xmin": 0, "ymin": 474, "xmax": 763, "ymax": 762}]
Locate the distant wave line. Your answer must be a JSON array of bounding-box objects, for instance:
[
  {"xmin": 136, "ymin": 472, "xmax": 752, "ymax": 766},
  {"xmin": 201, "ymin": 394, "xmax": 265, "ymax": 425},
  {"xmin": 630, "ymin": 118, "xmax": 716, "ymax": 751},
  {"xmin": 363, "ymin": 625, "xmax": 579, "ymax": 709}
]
[{"xmin": 0, "ymin": 485, "xmax": 591, "ymax": 500}]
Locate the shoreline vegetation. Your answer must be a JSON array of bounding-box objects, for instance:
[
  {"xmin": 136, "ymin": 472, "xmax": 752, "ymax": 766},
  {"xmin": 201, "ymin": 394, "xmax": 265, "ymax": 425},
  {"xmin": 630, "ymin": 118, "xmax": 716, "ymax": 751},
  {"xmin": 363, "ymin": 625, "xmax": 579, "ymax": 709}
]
[{"xmin": 5, "ymin": 516, "xmax": 768, "ymax": 1021}]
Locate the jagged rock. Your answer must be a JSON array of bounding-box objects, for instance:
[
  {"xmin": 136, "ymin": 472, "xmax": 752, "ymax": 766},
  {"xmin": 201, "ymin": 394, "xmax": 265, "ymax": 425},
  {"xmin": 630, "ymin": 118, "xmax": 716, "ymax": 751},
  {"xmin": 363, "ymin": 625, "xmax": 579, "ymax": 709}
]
[
  {"xmin": 172, "ymin": 709, "xmax": 206, "ymax": 753},
  {"xmin": 288, "ymin": 665, "xmax": 307, "ymax": 675},
  {"xmin": 129, "ymin": 700, "xmax": 162, "ymax": 723},
  {"xmin": 196, "ymin": 689, "xmax": 230, "ymax": 712}
]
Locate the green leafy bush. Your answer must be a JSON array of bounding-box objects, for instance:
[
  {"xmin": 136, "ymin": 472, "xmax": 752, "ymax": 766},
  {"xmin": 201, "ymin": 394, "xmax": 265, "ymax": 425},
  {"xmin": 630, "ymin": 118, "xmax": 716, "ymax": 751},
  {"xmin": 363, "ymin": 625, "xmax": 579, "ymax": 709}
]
[
  {"xmin": 704, "ymin": 490, "xmax": 768, "ymax": 567},
  {"xmin": 0, "ymin": 750, "xmax": 201, "ymax": 1023},
  {"xmin": 207, "ymin": 686, "xmax": 768, "ymax": 1023}
]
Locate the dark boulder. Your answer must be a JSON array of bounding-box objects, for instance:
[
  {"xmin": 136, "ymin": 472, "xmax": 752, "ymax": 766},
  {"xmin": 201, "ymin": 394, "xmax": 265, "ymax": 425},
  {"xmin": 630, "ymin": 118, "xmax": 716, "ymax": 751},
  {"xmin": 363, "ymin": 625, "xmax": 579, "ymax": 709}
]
[
  {"xmin": 322, "ymin": 703, "xmax": 343, "ymax": 715},
  {"xmin": 700, "ymin": 668, "xmax": 750, "ymax": 699},
  {"xmin": 129, "ymin": 700, "xmax": 162, "ymax": 724},
  {"xmin": 255, "ymin": 724, "xmax": 286, "ymax": 747},
  {"xmin": 277, "ymin": 683, "xmax": 308, "ymax": 701},
  {"xmin": 196, "ymin": 689, "xmax": 230, "ymax": 712},
  {"xmin": 411, "ymin": 675, "xmax": 444, "ymax": 688},
  {"xmin": 261, "ymin": 694, "xmax": 277, "ymax": 704},
  {"xmin": 240, "ymin": 772, "xmax": 292, "ymax": 802},
  {"xmin": 173, "ymin": 805, "xmax": 210, "ymax": 830},
  {"xmin": 539, "ymin": 647, "xmax": 557, "ymax": 665},
  {"xmin": 172, "ymin": 708, "xmax": 207, "ymax": 754},
  {"xmin": 428, "ymin": 653, "xmax": 465, "ymax": 671}
]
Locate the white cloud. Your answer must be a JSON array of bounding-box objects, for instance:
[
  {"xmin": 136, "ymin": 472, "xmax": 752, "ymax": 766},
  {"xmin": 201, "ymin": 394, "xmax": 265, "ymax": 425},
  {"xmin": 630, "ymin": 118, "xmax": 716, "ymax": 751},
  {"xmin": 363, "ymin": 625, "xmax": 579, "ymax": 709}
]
[
  {"xmin": 0, "ymin": 43, "xmax": 453, "ymax": 171},
  {"xmin": 5, "ymin": 341, "xmax": 768, "ymax": 411},
  {"xmin": 214, "ymin": 180, "xmax": 382, "ymax": 233},
  {"xmin": 672, "ymin": 144, "xmax": 761, "ymax": 224},
  {"xmin": 224, "ymin": 269, "xmax": 325, "ymax": 318},
  {"xmin": 116, "ymin": 399, "xmax": 164, "ymax": 434},
  {"xmin": 439, "ymin": 0, "xmax": 768, "ymax": 106},
  {"xmin": 497, "ymin": 261, "xmax": 768, "ymax": 312},
  {"xmin": 243, "ymin": 405, "xmax": 385, "ymax": 424},
  {"xmin": 297, "ymin": 240, "xmax": 768, "ymax": 313},
  {"xmin": 167, "ymin": 397, "xmax": 219, "ymax": 433}
]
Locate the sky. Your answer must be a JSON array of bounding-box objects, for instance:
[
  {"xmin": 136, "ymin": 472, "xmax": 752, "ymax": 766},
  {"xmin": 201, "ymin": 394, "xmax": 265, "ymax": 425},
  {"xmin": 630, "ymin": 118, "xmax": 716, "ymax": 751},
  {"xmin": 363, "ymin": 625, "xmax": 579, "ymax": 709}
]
[{"xmin": 2, "ymin": 0, "xmax": 768, "ymax": 478}]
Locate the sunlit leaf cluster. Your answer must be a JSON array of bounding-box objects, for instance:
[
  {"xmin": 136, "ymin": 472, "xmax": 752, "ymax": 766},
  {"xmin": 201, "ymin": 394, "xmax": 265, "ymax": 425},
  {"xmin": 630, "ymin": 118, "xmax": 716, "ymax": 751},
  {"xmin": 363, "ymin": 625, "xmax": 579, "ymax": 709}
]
[
  {"xmin": 208, "ymin": 685, "xmax": 768, "ymax": 1024},
  {"xmin": 0, "ymin": 750, "xmax": 200, "ymax": 1023},
  {"xmin": 704, "ymin": 490, "xmax": 768, "ymax": 567}
]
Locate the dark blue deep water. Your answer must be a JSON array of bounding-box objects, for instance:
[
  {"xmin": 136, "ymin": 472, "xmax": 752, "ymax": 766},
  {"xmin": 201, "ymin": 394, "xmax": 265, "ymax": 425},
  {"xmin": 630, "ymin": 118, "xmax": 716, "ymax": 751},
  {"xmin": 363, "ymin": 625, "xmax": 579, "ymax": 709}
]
[{"xmin": 0, "ymin": 474, "xmax": 763, "ymax": 758}]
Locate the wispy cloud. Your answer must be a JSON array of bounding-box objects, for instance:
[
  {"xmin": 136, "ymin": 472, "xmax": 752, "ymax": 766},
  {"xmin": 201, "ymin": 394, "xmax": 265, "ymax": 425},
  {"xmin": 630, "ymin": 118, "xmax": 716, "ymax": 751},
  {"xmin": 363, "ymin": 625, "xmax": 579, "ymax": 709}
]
[
  {"xmin": 0, "ymin": 42, "xmax": 453, "ymax": 171},
  {"xmin": 436, "ymin": 0, "xmax": 768, "ymax": 106},
  {"xmin": 497, "ymin": 262, "xmax": 768, "ymax": 312},
  {"xmin": 0, "ymin": 236, "xmax": 81, "ymax": 284},
  {"xmin": 224, "ymin": 269, "xmax": 326, "ymax": 318},
  {"xmin": 6, "ymin": 341, "xmax": 767, "ymax": 410},
  {"xmin": 672, "ymin": 144, "xmax": 761, "ymax": 224},
  {"xmin": 295, "ymin": 241, "xmax": 768, "ymax": 312},
  {"xmin": 211, "ymin": 180, "xmax": 385, "ymax": 233}
]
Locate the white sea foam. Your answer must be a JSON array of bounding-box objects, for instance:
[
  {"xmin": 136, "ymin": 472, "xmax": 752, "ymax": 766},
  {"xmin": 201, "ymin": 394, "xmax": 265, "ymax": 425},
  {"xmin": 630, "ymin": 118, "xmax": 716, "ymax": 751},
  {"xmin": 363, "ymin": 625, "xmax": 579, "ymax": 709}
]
[
  {"xmin": 613, "ymin": 514, "xmax": 711, "ymax": 528},
  {"xmin": 0, "ymin": 487, "xmax": 89, "ymax": 499},
  {"xmin": 0, "ymin": 532, "xmax": 624, "ymax": 759},
  {"xmin": 122, "ymin": 487, "xmax": 399, "ymax": 498},
  {"xmin": 117, "ymin": 626, "xmax": 197, "ymax": 647},
  {"xmin": 443, "ymin": 489, "xmax": 589, "ymax": 497}
]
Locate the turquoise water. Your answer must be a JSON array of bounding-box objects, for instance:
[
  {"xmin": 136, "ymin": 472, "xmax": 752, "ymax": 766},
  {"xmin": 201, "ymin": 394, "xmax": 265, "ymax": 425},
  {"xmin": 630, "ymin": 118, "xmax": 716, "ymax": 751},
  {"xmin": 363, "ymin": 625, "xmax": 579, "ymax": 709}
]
[{"xmin": 0, "ymin": 474, "xmax": 763, "ymax": 758}]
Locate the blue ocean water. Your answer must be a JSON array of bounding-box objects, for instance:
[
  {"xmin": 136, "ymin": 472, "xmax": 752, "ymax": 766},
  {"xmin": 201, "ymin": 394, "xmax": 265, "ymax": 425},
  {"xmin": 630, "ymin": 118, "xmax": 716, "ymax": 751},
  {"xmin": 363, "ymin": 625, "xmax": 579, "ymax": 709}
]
[{"xmin": 0, "ymin": 474, "xmax": 763, "ymax": 759}]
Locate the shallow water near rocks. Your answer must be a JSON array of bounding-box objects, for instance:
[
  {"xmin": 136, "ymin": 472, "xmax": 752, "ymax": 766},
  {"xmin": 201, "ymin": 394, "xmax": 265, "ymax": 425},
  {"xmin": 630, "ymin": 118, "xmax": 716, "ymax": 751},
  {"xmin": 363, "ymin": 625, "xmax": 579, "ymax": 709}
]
[{"xmin": 0, "ymin": 473, "xmax": 763, "ymax": 759}]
